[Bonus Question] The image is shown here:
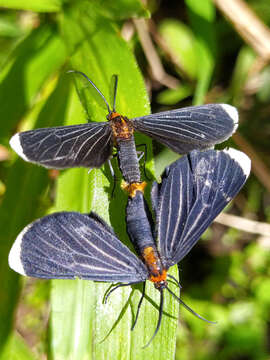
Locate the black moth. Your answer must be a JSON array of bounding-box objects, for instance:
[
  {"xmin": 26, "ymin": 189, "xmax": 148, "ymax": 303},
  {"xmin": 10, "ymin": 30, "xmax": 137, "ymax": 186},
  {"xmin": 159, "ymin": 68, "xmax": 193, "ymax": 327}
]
[
  {"xmin": 10, "ymin": 72, "xmax": 238, "ymax": 184},
  {"xmin": 9, "ymin": 148, "xmax": 250, "ymax": 347}
]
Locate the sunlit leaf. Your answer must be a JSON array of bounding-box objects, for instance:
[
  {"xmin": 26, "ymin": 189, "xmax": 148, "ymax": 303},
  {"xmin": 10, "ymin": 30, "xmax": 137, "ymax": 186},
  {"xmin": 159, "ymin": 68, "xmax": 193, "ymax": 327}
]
[
  {"xmin": 0, "ymin": 0, "xmax": 62, "ymax": 12},
  {"xmin": 156, "ymin": 84, "xmax": 192, "ymax": 105},
  {"xmin": 159, "ymin": 19, "xmax": 197, "ymax": 79},
  {"xmin": 48, "ymin": 3, "xmax": 179, "ymax": 360},
  {"xmin": 91, "ymin": 0, "xmax": 150, "ymax": 20},
  {"xmin": 0, "ymin": 333, "xmax": 37, "ymax": 360}
]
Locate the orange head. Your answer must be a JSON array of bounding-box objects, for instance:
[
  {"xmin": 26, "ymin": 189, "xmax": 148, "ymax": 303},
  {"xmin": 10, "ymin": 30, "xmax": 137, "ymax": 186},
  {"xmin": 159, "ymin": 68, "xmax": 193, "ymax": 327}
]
[{"xmin": 109, "ymin": 113, "xmax": 134, "ymax": 140}]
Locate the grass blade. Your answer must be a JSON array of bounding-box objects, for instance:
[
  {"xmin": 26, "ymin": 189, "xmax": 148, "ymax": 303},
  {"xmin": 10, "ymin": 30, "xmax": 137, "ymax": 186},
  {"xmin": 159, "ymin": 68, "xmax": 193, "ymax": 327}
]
[{"xmin": 49, "ymin": 3, "xmax": 179, "ymax": 359}]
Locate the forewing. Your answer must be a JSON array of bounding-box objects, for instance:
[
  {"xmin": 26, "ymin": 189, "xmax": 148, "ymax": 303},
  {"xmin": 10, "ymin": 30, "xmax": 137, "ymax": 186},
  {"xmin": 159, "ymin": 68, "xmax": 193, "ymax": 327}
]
[
  {"xmin": 156, "ymin": 149, "xmax": 251, "ymax": 268},
  {"xmin": 9, "ymin": 212, "xmax": 148, "ymax": 283},
  {"xmin": 10, "ymin": 122, "xmax": 113, "ymax": 169},
  {"xmin": 132, "ymin": 104, "xmax": 238, "ymax": 154}
]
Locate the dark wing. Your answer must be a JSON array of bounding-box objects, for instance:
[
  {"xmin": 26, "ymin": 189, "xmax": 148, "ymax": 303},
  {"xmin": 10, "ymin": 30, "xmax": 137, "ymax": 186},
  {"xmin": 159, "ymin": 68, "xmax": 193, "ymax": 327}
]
[
  {"xmin": 155, "ymin": 149, "xmax": 251, "ymax": 268},
  {"xmin": 150, "ymin": 181, "xmax": 159, "ymax": 222},
  {"xmin": 132, "ymin": 104, "xmax": 238, "ymax": 154},
  {"xmin": 8, "ymin": 211, "xmax": 148, "ymax": 283},
  {"xmin": 151, "ymin": 160, "xmax": 172, "ymax": 221},
  {"xmin": 9, "ymin": 122, "xmax": 113, "ymax": 169}
]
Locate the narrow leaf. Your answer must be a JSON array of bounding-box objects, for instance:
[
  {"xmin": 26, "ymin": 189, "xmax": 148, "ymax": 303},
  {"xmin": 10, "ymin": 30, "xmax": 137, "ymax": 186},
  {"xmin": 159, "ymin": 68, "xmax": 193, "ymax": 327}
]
[
  {"xmin": 0, "ymin": 76, "xmax": 72, "ymax": 353},
  {"xmin": 48, "ymin": 3, "xmax": 179, "ymax": 360},
  {"xmin": 0, "ymin": 0, "xmax": 62, "ymax": 12},
  {"xmin": 159, "ymin": 19, "xmax": 197, "ymax": 79},
  {"xmin": 185, "ymin": 0, "xmax": 216, "ymax": 104},
  {"xmin": 0, "ymin": 25, "xmax": 67, "ymax": 143}
]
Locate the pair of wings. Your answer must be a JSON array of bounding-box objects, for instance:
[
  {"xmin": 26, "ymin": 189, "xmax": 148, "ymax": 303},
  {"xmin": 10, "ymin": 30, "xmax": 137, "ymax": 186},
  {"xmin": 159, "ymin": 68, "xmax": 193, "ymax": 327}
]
[
  {"xmin": 9, "ymin": 104, "xmax": 237, "ymax": 169},
  {"xmin": 152, "ymin": 148, "xmax": 251, "ymax": 268},
  {"xmin": 9, "ymin": 149, "xmax": 250, "ymax": 282}
]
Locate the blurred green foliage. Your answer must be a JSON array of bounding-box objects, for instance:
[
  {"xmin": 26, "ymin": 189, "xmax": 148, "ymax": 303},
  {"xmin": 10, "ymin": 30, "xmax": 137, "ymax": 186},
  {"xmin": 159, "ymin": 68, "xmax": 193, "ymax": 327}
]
[{"xmin": 0, "ymin": 0, "xmax": 270, "ymax": 359}]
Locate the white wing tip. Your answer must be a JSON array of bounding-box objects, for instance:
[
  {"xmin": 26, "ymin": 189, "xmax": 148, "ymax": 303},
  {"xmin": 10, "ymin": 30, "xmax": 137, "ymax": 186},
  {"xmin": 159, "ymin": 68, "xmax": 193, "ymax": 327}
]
[
  {"xmin": 9, "ymin": 133, "xmax": 29, "ymax": 162},
  {"xmin": 225, "ymin": 148, "xmax": 251, "ymax": 177},
  {"xmin": 220, "ymin": 104, "xmax": 239, "ymax": 133},
  {"xmin": 8, "ymin": 225, "xmax": 30, "ymax": 276}
]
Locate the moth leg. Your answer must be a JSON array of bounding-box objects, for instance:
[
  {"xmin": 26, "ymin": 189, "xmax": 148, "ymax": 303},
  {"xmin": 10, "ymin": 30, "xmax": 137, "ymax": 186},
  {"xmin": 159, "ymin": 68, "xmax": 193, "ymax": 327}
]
[
  {"xmin": 136, "ymin": 143, "xmax": 151, "ymax": 181},
  {"xmin": 107, "ymin": 159, "xmax": 118, "ymax": 197}
]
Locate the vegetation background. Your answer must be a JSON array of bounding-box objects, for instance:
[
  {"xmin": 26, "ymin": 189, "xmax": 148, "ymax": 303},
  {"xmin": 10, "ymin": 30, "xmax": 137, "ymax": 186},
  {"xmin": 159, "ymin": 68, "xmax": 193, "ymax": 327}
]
[{"xmin": 0, "ymin": 0, "xmax": 270, "ymax": 359}]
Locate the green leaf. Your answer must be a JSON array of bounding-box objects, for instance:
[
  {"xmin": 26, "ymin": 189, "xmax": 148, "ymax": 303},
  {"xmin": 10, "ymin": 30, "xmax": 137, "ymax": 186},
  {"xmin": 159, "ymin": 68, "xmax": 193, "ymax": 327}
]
[
  {"xmin": 91, "ymin": 0, "xmax": 150, "ymax": 20},
  {"xmin": 0, "ymin": 159, "xmax": 50, "ymax": 353},
  {"xmin": 157, "ymin": 84, "xmax": 192, "ymax": 105},
  {"xmin": 0, "ymin": 25, "xmax": 67, "ymax": 143},
  {"xmin": 0, "ymin": 17, "xmax": 23, "ymax": 37},
  {"xmin": 154, "ymin": 148, "xmax": 181, "ymax": 179},
  {"xmin": 159, "ymin": 19, "xmax": 197, "ymax": 79},
  {"xmin": 0, "ymin": 0, "xmax": 62, "ymax": 12},
  {"xmin": 185, "ymin": 0, "xmax": 216, "ymax": 104},
  {"xmin": 0, "ymin": 75, "xmax": 72, "ymax": 354},
  {"xmin": 48, "ymin": 3, "xmax": 179, "ymax": 359},
  {"xmin": 254, "ymin": 278, "xmax": 270, "ymax": 306},
  {"xmin": 257, "ymin": 66, "xmax": 270, "ymax": 102},
  {"xmin": 229, "ymin": 46, "xmax": 256, "ymax": 106},
  {"xmin": 1, "ymin": 333, "xmax": 37, "ymax": 360}
]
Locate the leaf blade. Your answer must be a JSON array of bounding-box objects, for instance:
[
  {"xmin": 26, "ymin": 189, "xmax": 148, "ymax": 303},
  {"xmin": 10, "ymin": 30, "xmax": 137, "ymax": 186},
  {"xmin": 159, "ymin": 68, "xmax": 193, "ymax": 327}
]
[
  {"xmin": 0, "ymin": 0, "xmax": 62, "ymax": 12},
  {"xmin": 49, "ymin": 3, "xmax": 179, "ymax": 360}
]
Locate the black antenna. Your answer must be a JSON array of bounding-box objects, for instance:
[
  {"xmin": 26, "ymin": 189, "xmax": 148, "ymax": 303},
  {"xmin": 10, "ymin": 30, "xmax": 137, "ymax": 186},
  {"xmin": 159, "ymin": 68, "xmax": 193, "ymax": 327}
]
[
  {"xmin": 166, "ymin": 287, "xmax": 217, "ymax": 324},
  {"xmin": 131, "ymin": 283, "xmax": 146, "ymax": 331},
  {"xmin": 67, "ymin": 70, "xmax": 111, "ymax": 114},
  {"xmin": 112, "ymin": 74, "xmax": 118, "ymax": 112},
  {"xmin": 167, "ymin": 274, "xmax": 182, "ymax": 289},
  {"xmin": 104, "ymin": 283, "xmax": 131, "ymax": 304},
  {"xmin": 142, "ymin": 289, "xmax": 164, "ymax": 348}
]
